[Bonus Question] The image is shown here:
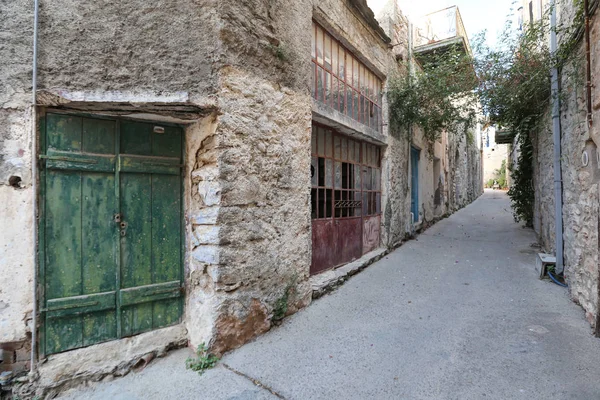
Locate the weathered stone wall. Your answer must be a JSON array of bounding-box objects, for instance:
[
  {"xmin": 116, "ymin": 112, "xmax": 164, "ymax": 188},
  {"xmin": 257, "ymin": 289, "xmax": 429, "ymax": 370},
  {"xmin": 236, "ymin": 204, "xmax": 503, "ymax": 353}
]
[
  {"xmin": 446, "ymin": 127, "xmax": 483, "ymax": 211},
  {"xmin": 532, "ymin": 118, "xmax": 556, "ymax": 253},
  {"xmin": 1, "ymin": 0, "xmax": 484, "ymax": 391},
  {"xmin": 36, "ymin": 0, "xmax": 219, "ymax": 99},
  {"xmin": 204, "ymin": 66, "xmax": 313, "ymax": 354},
  {"xmin": 559, "ymin": 42, "xmax": 599, "ymax": 326},
  {"xmin": 374, "ymin": 0, "xmax": 482, "ymax": 233},
  {"xmin": 375, "ymin": 1, "xmax": 413, "ymax": 246},
  {"xmin": 532, "ymin": 0, "xmax": 600, "ymax": 328},
  {"xmin": 184, "ymin": 0, "xmax": 315, "ymax": 355}
]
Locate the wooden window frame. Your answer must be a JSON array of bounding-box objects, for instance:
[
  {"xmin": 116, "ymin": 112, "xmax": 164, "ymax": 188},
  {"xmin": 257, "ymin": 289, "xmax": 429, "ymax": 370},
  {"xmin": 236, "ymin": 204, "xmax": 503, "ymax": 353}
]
[{"xmin": 312, "ymin": 21, "xmax": 383, "ymax": 133}]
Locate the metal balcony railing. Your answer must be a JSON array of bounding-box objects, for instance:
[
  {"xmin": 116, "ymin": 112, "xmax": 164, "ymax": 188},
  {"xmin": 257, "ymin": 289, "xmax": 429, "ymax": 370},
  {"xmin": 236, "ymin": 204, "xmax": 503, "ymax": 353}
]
[{"xmin": 414, "ymin": 6, "xmax": 472, "ymax": 56}]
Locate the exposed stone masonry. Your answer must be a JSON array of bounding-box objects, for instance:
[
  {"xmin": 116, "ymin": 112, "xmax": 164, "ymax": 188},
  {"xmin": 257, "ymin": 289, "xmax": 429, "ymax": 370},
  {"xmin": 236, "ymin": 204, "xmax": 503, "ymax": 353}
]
[{"xmin": 0, "ymin": 0, "xmax": 483, "ymax": 394}]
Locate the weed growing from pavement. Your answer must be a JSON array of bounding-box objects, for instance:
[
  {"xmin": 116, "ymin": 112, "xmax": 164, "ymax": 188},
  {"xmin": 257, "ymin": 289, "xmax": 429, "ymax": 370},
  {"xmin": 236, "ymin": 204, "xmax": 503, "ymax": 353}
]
[{"xmin": 185, "ymin": 343, "xmax": 219, "ymax": 375}]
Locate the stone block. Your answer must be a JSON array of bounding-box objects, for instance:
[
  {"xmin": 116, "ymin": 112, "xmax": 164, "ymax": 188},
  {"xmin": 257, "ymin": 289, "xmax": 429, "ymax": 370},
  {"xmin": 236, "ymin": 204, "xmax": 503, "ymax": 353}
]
[
  {"xmin": 198, "ymin": 181, "xmax": 222, "ymax": 206},
  {"xmin": 0, "ymin": 349, "xmax": 15, "ymax": 364},
  {"xmin": 192, "ymin": 245, "xmax": 220, "ymax": 265},
  {"xmin": 0, "ymin": 360, "xmax": 28, "ymax": 374},
  {"xmin": 15, "ymin": 347, "xmax": 29, "ymax": 363},
  {"xmin": 193, "ymin": 225, "xmax": 221, "ymax": 245},
  {"xmin": 192, "ymin": 165, "xmax": 219, "ymax": 182},
  {"xmin": 191, "ymin": 207, "xmax": 219, "ymax": 225}
]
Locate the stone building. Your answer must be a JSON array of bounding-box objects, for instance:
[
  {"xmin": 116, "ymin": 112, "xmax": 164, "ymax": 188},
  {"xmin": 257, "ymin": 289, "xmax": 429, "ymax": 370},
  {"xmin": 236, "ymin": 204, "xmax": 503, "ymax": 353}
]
[
  {"xmin": 0, "ymin": 0, "xmax": 482, "ymax": 393},
  {"xmin": 519, "ymin": 0, "xmax": 600, "ymax": 333},
  {"xmin": 483, "ymin": 126, "xmax": 510, "ymax": 188}
]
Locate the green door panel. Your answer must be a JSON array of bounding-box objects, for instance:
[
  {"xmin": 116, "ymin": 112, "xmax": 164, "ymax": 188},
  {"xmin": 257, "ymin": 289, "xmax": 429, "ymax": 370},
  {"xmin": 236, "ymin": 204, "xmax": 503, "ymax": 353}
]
[
  {"xmin": 47, "ymin": 114, "xmax": 83, "ymax": 152},
  {"xmin": 151, "ymin": 126, "xmax": 183, "ymax": 158},
  {"xmin": 120, "ymin": 281, "xmax": 182, "ymax": 307},
  {"xmin": 81, "ymin": 173, "xmax": 118, "ymax": 294},
  {"xmin": 42, "ymin": 113, "xmax": 183, "ymax": 355},
  {"xmin": 120, "ymin": 173, "xmax": 153, "ymax": 290},
  {"xmin": 151, "ymin": 174, "xmax": 182, "ymax": 283},
  {"xmin": 120, "ymin": 121, "xmax": 152, "ymax": 155},
  {"xmin": 82, "ymin": 117, "xmax": 116, "ymax": 154},
  {"xmin": 44, "ymin": 151, "xmax": 116, "ymax": 173},
  {"xmin": 45, "ymin": 170, "xmax": 83, "ymax": 300},
  {"xmin": 119, "ymin": 155, "xmax": 182, "ymax": 175},
  {"xmin": 46, "ymin": 291, "xmax": 116, "ymax": 319},
  {"xmin": 119, "ymin": 172, "xmax": 154, "ymax": 337}
]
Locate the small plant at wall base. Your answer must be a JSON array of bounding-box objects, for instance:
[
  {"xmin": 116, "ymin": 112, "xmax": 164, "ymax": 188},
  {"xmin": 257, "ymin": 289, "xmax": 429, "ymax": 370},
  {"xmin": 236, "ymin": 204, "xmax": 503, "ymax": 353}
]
[
  {"xmin": 186, "ymin": 343, "xmax": 219, "ymax": 375},
  {"xmin": 272, "ymin": 275, "xmax": 298, "ymax": 322}
]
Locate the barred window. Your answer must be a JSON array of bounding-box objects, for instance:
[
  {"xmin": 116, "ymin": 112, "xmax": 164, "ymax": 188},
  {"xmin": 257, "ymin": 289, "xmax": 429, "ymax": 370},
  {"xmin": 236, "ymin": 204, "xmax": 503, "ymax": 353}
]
[
  {"xmin": 311, "ymin": 124, "xmax": 381, "ymax": 220},
  {"xmin": 312, "ymin": 22, "xmax": 383, "ymax": 133}
]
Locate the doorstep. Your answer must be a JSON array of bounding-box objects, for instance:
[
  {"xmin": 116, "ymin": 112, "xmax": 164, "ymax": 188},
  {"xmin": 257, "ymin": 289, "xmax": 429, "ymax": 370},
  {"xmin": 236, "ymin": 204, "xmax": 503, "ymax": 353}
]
[{"xmin": 310, "ymin": 248, "xmax": 388, "ymax": 299}]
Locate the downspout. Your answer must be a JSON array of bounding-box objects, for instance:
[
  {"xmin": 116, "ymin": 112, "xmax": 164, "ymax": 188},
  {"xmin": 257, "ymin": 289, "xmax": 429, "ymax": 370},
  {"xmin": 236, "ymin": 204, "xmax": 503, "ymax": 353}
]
[
  {"xmin": 408, "ymin": 20, "xmax": 415, "ymax": 226},
  {"xmin": 30, "ymin": 0, "xmax": 40, "ymax": 375},
  {"xmin": 585, "ymin": 0, "xmax": 593, "ymax": 128},
  {"xmin": 550, "ymin": 0, "xmax": 564, "ymax": 275}
]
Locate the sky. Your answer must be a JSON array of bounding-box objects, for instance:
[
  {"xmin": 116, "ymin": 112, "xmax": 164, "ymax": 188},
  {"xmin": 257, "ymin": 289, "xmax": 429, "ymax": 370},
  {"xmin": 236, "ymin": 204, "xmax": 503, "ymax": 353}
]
[{"xmin": 368, "ymin": 0, "xmax": 518, "ymax": 48}]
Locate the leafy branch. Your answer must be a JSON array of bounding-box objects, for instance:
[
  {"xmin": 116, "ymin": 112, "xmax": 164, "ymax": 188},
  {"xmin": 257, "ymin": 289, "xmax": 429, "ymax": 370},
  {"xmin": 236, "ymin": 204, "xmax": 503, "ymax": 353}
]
[
  {"xmin": 473, "ymin": 1, "xmax": 586, "ymax": 225},
  {"xmin": 388, "ymin": 45, "xmax": 479, "ymax": 143}
]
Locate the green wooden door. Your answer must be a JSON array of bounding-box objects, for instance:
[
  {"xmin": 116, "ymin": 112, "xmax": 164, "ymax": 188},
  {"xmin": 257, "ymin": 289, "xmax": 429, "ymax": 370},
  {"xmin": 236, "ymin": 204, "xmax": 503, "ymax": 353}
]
[{"xmin": 41, "ymin": 113, "xmax": 183, "ymax": 355}]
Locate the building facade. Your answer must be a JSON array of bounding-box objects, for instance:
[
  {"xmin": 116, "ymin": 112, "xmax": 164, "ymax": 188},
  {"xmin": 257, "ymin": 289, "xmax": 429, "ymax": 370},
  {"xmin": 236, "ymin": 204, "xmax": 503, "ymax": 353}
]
[
  {"xmin": 483, "ymin": 126, "xmax": 510, "ymax": 188},
  {"xmin": 519, "ymin": 0, "xmax": 600, "ymax": 332},
  {"xmin": 0, "ymin": 0, "xmax": 482, "ymax": 394}
]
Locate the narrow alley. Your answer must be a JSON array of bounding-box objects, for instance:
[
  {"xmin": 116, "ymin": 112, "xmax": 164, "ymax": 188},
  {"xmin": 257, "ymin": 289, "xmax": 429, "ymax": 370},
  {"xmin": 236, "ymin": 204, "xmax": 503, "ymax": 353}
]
[{"xmin": 59, "ymin": 191, "xmax": 600, "ymax": 400}]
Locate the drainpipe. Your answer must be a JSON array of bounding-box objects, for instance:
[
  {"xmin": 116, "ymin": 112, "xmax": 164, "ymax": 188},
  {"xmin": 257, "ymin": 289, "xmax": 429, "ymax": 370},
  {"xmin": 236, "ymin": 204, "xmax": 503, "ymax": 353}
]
[
  {"xmin": 408, "ymin": 20, "xmax": 415, "ymax": 225},
  {"xmin": 550, "ymin": 0, "xmax": 564, "ymax": 275},
  {"xmin": 585, "ymin": 0, "xmax": 593, "ymax": 128},
  {"xmin": 30, "ymin": 0, "xmax": 40, "ymax": 375}
]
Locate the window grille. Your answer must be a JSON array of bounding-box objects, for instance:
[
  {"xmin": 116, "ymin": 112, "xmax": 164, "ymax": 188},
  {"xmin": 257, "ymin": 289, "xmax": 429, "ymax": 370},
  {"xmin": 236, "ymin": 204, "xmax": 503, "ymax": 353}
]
[{"xmin": 312, "ymin": 22, "xmax": 383, "ymax": 132}]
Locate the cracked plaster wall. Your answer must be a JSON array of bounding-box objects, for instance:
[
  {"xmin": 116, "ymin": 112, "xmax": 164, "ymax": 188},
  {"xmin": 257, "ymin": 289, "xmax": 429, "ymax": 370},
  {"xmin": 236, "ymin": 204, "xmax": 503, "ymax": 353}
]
[{"xmin": 0, "ymin": 0, "xmax": 35, "ymax": 346}]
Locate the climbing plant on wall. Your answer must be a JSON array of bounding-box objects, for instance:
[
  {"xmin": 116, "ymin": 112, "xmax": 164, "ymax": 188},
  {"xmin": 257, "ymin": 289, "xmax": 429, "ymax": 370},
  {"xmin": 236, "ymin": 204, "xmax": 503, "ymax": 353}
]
[
  {"xmin": 473, "ymin": 20, "xmax": 550, "ymax": 226},
  {"xmin": 474, "ymin": 2, "xmax": 585, "ymax": 226},
  {"xmin": 387, "ymin": 2, "xmax": 586, "ymax": 225},
  {"xmin": 387, "ymin": 46, "xmax": 479, "ymax": 143}
]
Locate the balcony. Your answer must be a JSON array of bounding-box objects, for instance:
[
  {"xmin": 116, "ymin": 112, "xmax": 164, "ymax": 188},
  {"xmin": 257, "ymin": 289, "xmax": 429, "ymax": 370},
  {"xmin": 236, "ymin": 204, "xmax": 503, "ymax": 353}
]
[
  {"xmin": 413, "ymin": 6, "xmax": 472, "ymax": 61},
  {"xmin": 494, "ymin": 129, "xmax": 516, "ymax": 145}
]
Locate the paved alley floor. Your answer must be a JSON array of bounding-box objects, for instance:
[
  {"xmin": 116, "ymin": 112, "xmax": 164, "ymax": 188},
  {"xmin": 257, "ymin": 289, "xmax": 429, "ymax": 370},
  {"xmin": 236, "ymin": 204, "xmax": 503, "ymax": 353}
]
[{"xmin": 60, "ymin": 190, "xmax": 600, "ymax": 400}]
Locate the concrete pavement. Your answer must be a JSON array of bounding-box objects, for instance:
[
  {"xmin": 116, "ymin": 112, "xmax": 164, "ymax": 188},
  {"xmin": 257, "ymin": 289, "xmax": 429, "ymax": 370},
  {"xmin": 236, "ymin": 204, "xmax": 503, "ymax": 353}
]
[{"xmin": 60, "ymin": 190, "xmax": 600, "ymax": 399}]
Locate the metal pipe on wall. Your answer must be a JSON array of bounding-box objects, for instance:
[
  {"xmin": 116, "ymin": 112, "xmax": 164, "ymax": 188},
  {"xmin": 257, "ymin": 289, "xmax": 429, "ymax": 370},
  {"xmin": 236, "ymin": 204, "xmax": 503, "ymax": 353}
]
[
  {"xmin": 550, "ymin": 0, "xmax": 564, "ymax": 275},
  {"xmin": 30, "ymin": 0, "xmax": 40, "ymax": 375},
  {"xmin": 585, "ymin": 0, "xmax": 593, "ymax": 128}
]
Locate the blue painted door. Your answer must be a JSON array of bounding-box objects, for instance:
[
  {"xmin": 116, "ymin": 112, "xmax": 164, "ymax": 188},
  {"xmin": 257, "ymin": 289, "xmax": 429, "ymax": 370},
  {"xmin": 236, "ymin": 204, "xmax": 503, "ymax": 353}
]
[{"xmin": 411, "ymin": 146, "xmax": 420, "ymax": 222}]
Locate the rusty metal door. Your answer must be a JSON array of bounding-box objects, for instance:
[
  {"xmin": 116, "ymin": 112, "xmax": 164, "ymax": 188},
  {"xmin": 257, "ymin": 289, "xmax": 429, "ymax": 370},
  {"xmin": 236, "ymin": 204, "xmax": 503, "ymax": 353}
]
[
  {"xmin": 310, "ymin": 124, "xmax": 381, "ymax": 275},
  {"xmin": 40, "ymin": 113, "xmax": 184, "ymax": 355}
]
